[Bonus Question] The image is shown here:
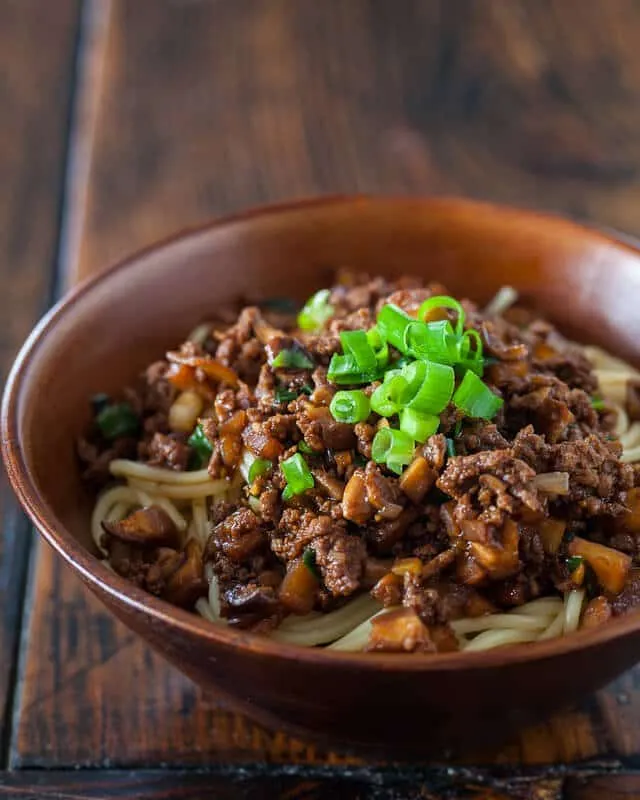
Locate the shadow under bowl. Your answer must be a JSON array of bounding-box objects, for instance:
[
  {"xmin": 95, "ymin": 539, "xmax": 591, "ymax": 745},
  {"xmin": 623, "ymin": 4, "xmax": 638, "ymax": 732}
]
[{"xmin": 3, "ymin": 195, "xmax": 640, "ymax": 757}]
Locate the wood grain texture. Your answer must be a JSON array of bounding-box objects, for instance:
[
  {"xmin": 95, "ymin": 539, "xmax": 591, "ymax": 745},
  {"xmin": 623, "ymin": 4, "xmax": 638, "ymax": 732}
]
[
  {"xmin": 69, "ymin": 0, "xmax": 640, "ymax": 283},
  {"xmin": 0, "ymin": 0, "xmax": 80, "ymax": 756},
  {"xmin": 0, "ymin": 769, "xmax": 565, "ymax": 800},
  {"xmin": 564, "ymin": 774, "xmax": 640, "ymax": 799},
  {"xmin": 13, "ymin": 0, "xmax": 640, "ymax": 773}
]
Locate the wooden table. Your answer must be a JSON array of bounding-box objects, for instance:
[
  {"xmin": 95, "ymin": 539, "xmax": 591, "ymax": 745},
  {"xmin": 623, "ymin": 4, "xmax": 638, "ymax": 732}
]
[{"xmin": 2, "ymin": 1, "xmax": 640, "ymax": 797}]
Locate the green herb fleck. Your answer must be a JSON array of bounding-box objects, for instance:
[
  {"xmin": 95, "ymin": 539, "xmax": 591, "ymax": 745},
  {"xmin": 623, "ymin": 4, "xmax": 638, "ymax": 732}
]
[
  {"xmin": 271, "ymin": 348, "xmax": 314, "ymax": 370},
  {"xmin": 96, "ymin": 402, "xmax": 139, "ymax": 441},
  {"xmin": 303, "ymin": 548, "xmax": 320, "ymax": 578},
  {"xmin": 188, "ymin": 423, "xmax": 213, "ymax": 469},
  {"xmin": 567, "ymin": 555, "xmax": 584, "ymax": 573}
]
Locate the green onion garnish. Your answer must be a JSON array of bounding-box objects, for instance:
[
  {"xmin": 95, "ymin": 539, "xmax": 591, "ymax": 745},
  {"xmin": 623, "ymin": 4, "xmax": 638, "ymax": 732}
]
[
  {"xmin": 457, "ymin": 328, "xmax": 484, "ymax": 375},
  {"xmin": 399, "ymin": 408, "xmax": 439, "ymax": 443},
  {"xmin": 452, "ymin": 371, "xmax": 503, "ymax": 419},
  {"xmin": 376, "ymin": 304, "xmax": 413, "ymax": 353},
  {"xmin": 399, "ymin": 360, "xmax": 455, "ymax": 414},
  {"xmin": 591, "ymin": 396, "xmax": 605, "ymax": 410},
  {"xmin": 297, "ymin": 440, "xmax": 314, "ymax": 454},
  {"xmin": 340, "ymin": 329, "xmax": 378, "ymax": 374},
  {"xmin": 567, "ymin": 555, "xmax": 584, "ymax": 574},
  {"xmin": 248, "ymin": 458, "xmax": 272, "ymax": 483},
  {"xmin": 417, "ymin": 295, "xmax": 465, "ymax": 336},
  {"xmin": 327, "ymin": 353, "xmax": 367, "ymax": 385},
  {"xmin": 298, "ymin": 289, "xmax": 334, "ymax": 332},
  {"xmin": 404, "ymin": 319, "xmax": 459, "ymax": 365},
  {"xmin": 303, "ymin": 547, "xmax": 320, "ymax": 578},
  {"xmin": 330, "ymin": 389, "xmax": 371, "ymax": 424},
  {"xmin": 366, "ymin": 326, "xmax": 390, "ymax": 369},
  {"xmin": 370, "ymin": 373, "xmax": 409, "ymax": 417},
  {"xmin": 446, "ymin": 437, "xmax": 456, "ymax": 458},
  {"xmin": 281, "ymin": 453, "xmax": 315, "ymax": 500},
  {"xmin": 96, "ymin": 402, "xmax": 139, "ymax": 441},
  {"xmin": 188, "ymin": 423, "xmax": 214, "ymax": 468},
  {"xmin": 271, "ymin": 347, "xmax": 314, "ymax": 370},
  {"xmin": 371, "ymin": 428, "xmax": 415, "ymax": 475},
  {"xmin": 274, "ymin": 384, "xmax": 312, "ymax": 405}
]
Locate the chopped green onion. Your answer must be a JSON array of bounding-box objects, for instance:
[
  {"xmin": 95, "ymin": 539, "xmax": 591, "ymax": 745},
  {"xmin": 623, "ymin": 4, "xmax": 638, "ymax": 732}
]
[
  {"xmin": 188, "ymin": 423, "xmax": 213, "ymax": 468},
  {"xmin": 399, "ymin": 360, "xmax": 455, "ymax": 414},
  {"xmin": 457, "ymin": 329, "xmax": 484, "ymax": 375},
  {"xmin": 591, "ymin": 396, "xmax": 605, "ymax": 410},
  {"xmin": 376, "ymin": 304, "xmax": 413, "ymax": 353},
  {"xmin": 370, "ymin": 374, "xmax": 409, "ymax": 417},
  {"xmin": 298, "ymin": 289, "xmax": 334, "ymax": 332},
  {"xmin": 303, "ymin": 547, "xmax": 320, "ymax": 578},
  {"xmin": 452, "ymin": 371, "xmax": 504, "ymax": 419},
  {"xmin": 96, "ymin": 402, "xmax": 139, "ymax": 441},
  {"xmin": 248, "ymin": 458, "xmax": 272, "ymax": 483},
  {"xmin": 327, "ymin": 353, "xmax": 366, "ymax": 385},
  {"xmin": 366, "ymin": 326, "xmax": 390, "ymax": 369},
  {"xmin": 446, "ymin": 437, "xmax": 456, "ymax": 458},
  {"xmin": 340, "ymin": 330, "xmax": 378, "ymax": 374},
  {"xmin": 417, "ymin": 295, "xmax": 465, "ymax": 336},
  {"xmin": 298, "ymin": 440, "xmax": 314, "ymax": 454},
  {"xmin": 271, "ymin": 347, "xmax": 314, "ymax": 370},
  {"xmin": 330, "ymin": 390, "xmax": 371, "ymax": 423},
  {"xmin": 281, "ymin": 453, "xmax": 315, "ymax": 500},
  {"xmin": 399, "ymin": 409, "xmax": 439, "ymax": 443},
  {"xmin": 567, "ymin": 555, "xmax": 584, "ymax": 574},
  {"xmin": 371, "ymin": 428, "xmax": 415, "ymax": 475},
  {"xmin": 274, "ymin": 384, "xmax": 312, "ymax": 405},
  {"xmin": 404, "ymin": 319, "xmax": 459, "ymax": 365}
]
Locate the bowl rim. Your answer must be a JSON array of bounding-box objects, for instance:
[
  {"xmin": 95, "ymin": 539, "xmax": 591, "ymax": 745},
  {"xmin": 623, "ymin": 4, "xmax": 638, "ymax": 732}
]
[{"xmin": 3, "ymin": 192, "xmax": 640, "ymax": 673}]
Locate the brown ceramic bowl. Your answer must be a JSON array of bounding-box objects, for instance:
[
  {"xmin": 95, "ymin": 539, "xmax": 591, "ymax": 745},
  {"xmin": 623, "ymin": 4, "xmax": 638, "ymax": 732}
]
[{"xmin": 4, "ymin": 196, "xmax": 640, "ymax": 756}]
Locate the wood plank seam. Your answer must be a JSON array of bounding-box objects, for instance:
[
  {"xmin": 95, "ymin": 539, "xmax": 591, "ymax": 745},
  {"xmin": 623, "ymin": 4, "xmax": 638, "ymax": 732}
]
[
  {"xmin": 0, "ymin": 0, "xmax": 83, "ymax": 767},
  {"xmin": 55, "ymin": 0, "xmax": 113, "ymax": 295}
]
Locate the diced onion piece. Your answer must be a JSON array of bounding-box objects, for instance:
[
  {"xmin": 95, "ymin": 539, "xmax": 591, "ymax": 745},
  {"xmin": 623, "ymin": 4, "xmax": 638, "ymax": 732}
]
[
  {"xmin": 484, "ymin": 286, "xmax": 518, "ymax": 316},
  {"xmin": 531, "ymin": 471, "xmax": 570, "ymax": 496},
  {"xmin": 568, "ymin": 537, "xmax": 631, "ymax": 594},
  {"xmin": 168, "ymin": 390, "xmax": 204, "ymax": 433},
  {"xmin": 538, "ymin": 518, "xmax": 566, "ymax": 555}
]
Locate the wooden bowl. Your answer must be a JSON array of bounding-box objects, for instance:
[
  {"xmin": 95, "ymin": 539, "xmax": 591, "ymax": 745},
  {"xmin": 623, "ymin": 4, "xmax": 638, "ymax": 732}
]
[{"xmin": 4, "ymin": 196, "xmax": 640, "ymax": 756}]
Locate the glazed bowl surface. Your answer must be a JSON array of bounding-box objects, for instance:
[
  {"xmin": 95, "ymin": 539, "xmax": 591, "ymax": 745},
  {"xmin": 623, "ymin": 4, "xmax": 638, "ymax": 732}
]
[{"xmin": 4, "ymin": 195, "xmax": 640, "ymax": 755}]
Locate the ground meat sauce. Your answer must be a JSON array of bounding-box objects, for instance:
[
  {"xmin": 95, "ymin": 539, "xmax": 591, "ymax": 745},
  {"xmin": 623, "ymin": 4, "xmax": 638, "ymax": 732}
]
[{"xmin": 79, "ymin": 273, "xmax": 640, "ymax": 654}]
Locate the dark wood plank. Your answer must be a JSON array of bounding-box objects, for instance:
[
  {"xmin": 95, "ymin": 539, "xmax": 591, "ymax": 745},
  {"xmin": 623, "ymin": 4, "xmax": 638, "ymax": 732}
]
[
  {"xmin": 69, "ymin": 0, "xmax": 640, "ymax": 283},
  {"xmin": 14, "ymin": 0, "xmax": 640, "ymax": 768},
  {"xmin": 0, "ymin": 769, "xmax": 564, "ymax": 800},
  {"xmin": 0, "ymin": 0, "xmax": 80, "ymax": 757},
  {"xmin": 564, "ymin": 775, "xmax": 640, "ymax": 799}
]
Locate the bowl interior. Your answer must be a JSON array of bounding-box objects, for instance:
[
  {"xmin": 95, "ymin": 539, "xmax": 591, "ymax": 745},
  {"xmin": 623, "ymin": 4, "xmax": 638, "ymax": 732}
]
[{"xmin": 9, "ymin": 196, "xmax": 640, "ymax": 561}]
